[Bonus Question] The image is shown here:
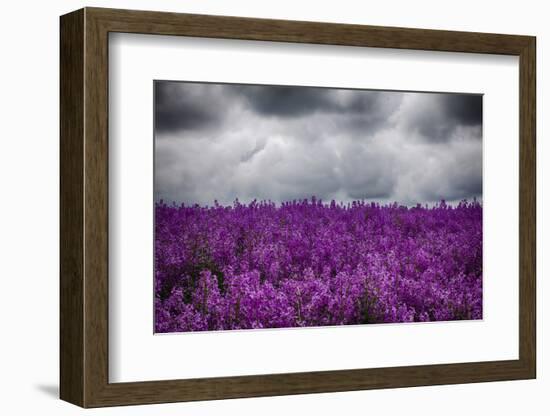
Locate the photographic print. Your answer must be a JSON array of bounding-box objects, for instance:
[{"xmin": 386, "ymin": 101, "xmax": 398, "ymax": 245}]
[{"xmin": 154, "ymin": 81, "xmax": 482, "ymax": 333}]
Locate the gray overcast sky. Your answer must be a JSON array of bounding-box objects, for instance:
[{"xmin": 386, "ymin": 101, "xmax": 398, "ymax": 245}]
[{"xmin": 154, "ymin": 81, "xmax": 482, "ymax": 206}]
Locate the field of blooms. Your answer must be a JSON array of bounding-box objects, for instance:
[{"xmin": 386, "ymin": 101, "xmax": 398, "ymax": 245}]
[{"xmin": 155, "ymin": 198, "xmax": 482, "ymax": 333}]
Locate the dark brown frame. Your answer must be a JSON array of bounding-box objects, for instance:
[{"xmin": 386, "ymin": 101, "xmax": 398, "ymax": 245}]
[{"xmin": 60, "ymin": 7, "xmax": 536, "ymax": 408}]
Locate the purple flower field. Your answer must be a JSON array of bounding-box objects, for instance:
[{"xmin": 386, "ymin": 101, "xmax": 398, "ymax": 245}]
[{"xmin": 155, "ymin": 198, "xmax": 482, "ymax": 333}]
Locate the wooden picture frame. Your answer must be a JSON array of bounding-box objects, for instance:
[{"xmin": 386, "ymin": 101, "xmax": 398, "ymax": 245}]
[{"xmin": 60, "ymin": 7, "xmax": 536, "ymax": 408}]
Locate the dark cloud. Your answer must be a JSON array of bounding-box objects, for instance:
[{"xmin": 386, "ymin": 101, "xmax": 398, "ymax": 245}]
[
  {"xmin": 405, "ymin": 94, "xmax": 483, "ymax": 143},
  {"xmin": 237, "ymin": 85, "xmax": 397, "ymax": 130},
  {"xmin": 154, "ymin": 82, "xmax": 227, "ymax": 133},
  {"xmin": 443, "ymin": 94, "xmax": 483, "ymax": 126},
  {"xmin": 155, "ymin": 82, "xmax": 403, "ymax": 136},
  {"xmin": 237, "ymin": 85, "xmax": 334, "ymax": 117},
  {"xmin": 154, "ymin": 81, "xmax": 482, "ymax": 206}
]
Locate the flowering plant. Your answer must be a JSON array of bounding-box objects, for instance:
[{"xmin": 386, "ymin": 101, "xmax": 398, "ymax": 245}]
[{"xmin": 155, "ymin": 198, "xmax": 482, "ymax": 332}]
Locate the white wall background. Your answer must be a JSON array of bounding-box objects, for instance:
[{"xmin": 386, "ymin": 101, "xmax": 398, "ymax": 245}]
[{"xmin": 0, "ymin": 0, "xmax": 545, "ymax": 414}]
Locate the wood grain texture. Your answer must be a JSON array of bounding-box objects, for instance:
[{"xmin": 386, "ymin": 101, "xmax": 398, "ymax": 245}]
[
  {"xmin": 518, "ymin": 38, "xmax": 536, "ymax": 375},
  {"xmin": 59, "ymin": 7, "xmax": 537, "ymax": 408},
  {"xmin": 83, "ymin": 10, "xmax": 110, "ymax": 406},
  {"xmin": 88, "ymin": 7, "xmax": 532, "ymax": 54},
  {"xmin": 59, "ymin": 8, "xmax": 84, "ymax": 407}
]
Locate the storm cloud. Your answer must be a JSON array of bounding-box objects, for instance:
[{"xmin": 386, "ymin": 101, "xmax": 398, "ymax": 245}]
[
  {"xmin": 401, "ymin": 93, "xmax": 482, "ymax": 143},
  {"xmin": 154, "ymin": 81, "xmax": 482, "ymax": 206},
  {"xmin": 154, "ymin": 82, "xmax": 235, "ymax": 133}
]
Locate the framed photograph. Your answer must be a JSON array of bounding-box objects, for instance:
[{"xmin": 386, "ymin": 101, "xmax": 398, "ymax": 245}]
[{"xmin": 60, "ymin": 7, "xmax": 536, "ymax": 407}]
